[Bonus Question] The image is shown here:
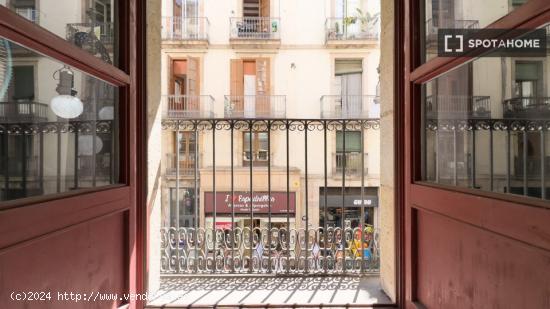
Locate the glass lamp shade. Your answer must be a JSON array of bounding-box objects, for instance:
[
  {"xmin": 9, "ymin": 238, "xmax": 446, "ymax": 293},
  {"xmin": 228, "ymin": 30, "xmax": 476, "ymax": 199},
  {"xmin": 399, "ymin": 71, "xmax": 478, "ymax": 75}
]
[
  {"xmin": 50, "ymin": 95, "xmax": 83, "ymax": 119},
  {"xmin": 78, "ymin": 135, "xmax": 104, "ymax": 156},
  {"xmin": 98, "ymin": 106, "xmax": 114, "ymax": 120}
]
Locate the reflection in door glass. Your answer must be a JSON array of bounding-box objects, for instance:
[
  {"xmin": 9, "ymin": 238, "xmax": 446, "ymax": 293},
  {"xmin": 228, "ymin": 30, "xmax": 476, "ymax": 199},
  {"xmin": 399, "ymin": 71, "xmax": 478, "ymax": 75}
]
[
  {"xmin": 0, "ymin": 38, "xmax": 119, "ymax": 202},
  {"xmin": 422, "ymin": 28, "xmax": 550, "ymax": 200},
  {"xmin": 423, "ymin": 0, "xmax": 530, "ymax": 62}
]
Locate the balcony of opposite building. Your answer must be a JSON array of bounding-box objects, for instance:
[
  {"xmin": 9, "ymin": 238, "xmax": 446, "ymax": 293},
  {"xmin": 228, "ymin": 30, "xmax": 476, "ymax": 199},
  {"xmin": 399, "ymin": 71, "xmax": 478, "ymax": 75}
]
[
  {"xmin": 161, "ymin": 17, "xmax": 210, "ymax": 48},
  {"xmin": 503, "ymin": 97, "xmax": 550, "ymax": 119},
  {"xmin": 224, "ymin": 95, "xmax": 286, "ymax": 118},
  {"xmin": 0, "ymin": 101, "xmax": 48, "ymax": 123},
  {"xmin": 229, "ymin": 17, "xmax": 281, "ymax": 49},
  {"xmin": 162, "ymin": 95, "xmax": 215, "ymax": 119},
  {"xmin": 425, "ymin": 95, "xmax": 491, "ymax": 119},
  {"xmin": 321, "ymin": 95, "xmax": 380, "ymax": 119},
  {"xmin": 325, "ymin": 17, "xmax": 379, "ymax": 48}
]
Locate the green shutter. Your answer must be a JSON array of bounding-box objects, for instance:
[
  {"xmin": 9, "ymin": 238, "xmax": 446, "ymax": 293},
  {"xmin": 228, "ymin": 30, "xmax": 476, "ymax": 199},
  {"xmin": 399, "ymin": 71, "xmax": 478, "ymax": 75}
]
[
  {"xmin": 515, "ymin": 62, "xmax": 541, "ymax": 81},
  {"xmin": 336, "ymin": 131, "xmax": 362, "ymax": 152},
  {"xmin": 13, "ymin": 66, "xmax": 34, "ymax": 101}
]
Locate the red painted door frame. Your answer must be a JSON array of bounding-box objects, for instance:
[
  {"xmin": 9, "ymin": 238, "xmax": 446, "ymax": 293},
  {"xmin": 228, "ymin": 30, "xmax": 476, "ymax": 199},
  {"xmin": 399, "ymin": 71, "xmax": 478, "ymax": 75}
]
[
  {"xmin": 0, "ymin": 0, "xmax": 146, "ymax": 308},
  {"xmin": 399, "ymin": 0, "xmax": 550, "ymax": 308}
]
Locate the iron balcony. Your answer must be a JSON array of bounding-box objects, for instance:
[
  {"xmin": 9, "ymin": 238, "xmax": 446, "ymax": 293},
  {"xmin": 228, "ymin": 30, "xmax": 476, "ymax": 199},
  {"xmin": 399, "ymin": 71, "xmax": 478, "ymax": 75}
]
[
  {"xmin": 161, "ymin": 17, "xmax": 210, "ymax": 42},
  {"xmin": 163, "ymin": 95, "xmax": 215, "ymax": 119},
  {"xmin": 224, "ymin": 95, "xmax": 286, "ymax": 118},
  {"xmin": 321, "ymin": 95, "xmax": 380, "ymax": 119},
  {"xmin": 425, "ymin": 95, "xmax": 491, "ymax": 119}
]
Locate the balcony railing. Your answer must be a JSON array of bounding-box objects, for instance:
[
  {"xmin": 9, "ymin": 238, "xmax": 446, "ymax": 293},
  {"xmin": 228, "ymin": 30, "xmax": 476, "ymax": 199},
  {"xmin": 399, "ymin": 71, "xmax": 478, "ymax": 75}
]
[
  {"xmin": 77, "ymin": 153, "xmax": 112, "ymax": 179},
  {"xmin": 425, "ymin": 95, "xmax": 491, "ymax": 119},
  {"xmin": 15, "ymin": 8, "xmax": 39, "ymax": 23},
  {"xmin": 163, "ymin": 95, "xmax": 215, "ymax": 119},
  {"xmin": 0, "ymin": 102, "xmax": 48, "ymax": 123},
  {"xmin": 325, "ymin": 18, "xmax": 379, "ymax": 41},
  {"xmin": 224, "ymin": 95, "xmax": 286, "ymax": 118},
  {"xmin": 334, "ymin": 152, "xmax": 368, "ymax": 178},
  {"xmin": 503, "ymin": 97, "xmax": 550, "ymax": 118},
  {"xmin": 162, "ymin": 17, "xmax": 209, "ymax": 41},
  {"xmin": 425, "ymin": 18, "xmax": 479, "ymax": 47},
  {"xmin": 321, "ymin": 95, "xmax": 379, "ymax": 119},
  {"xmin": 66, "ymin": 22, "xmax": 114, "ymax": 45},
  {"xmin": 230, "ymin": 17, "xmax": 280, "ymax": 40},
  {"xmin": 165, "ymin": 154, "xmax": 196, "ymax": 177},
  {"xmin": 160, "ymin": 226, "xmax": 379, "ymax": 274}
]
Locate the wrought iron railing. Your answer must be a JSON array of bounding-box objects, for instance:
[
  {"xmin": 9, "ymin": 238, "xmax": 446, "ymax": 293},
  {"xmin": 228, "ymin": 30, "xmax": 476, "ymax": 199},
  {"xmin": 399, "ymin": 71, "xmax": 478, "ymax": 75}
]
[
  {"xmin": 165, "ymin": 153, "xmax": 197, "ymax": 177},
  {"xmin": 77, "ymin": 153, "xmax": 112, "ymax": 178},
  {"xmin": 160, "ymin": 119, "xmax": 380, "ymax": 275},
  {"xmin": 425, "ymin": 118, "xmax": 550, "ymax": 199},
  {"xmin": 224, "ymin": 95, "xmax": 286, "ymax": 118},
  {"xmin": 230, "ymin": 17, "xmax": 280, "ymax": 40},
  {"xmin": 325, "ymin": 18, "xmax": 379, "ymax": 41},
  {"xmin": 160, "ymin": 226, "xmax": 379, "ymax": 274},
  {"xmin": 425, "ymin": 95, "xmax": 491, "ymax": 119},
  {"xmin": 334, "ymin": 152, "xmax": 368, "ymax": 177},
  {"xmin": 425, "ymin": 18, "xmax": 479, "ymax": 47},
  {"xmin": 503, "ymin": 97, "xmax": 550, "ymax": 118},
  {"xmin": 15, "ymin": 8, "xmax": 39, "ymax": 23},
  {"xmin": 321, "ymin": 95, "xmax": 379, "ymax": 119},
  {"xmin": 0, "ymin": 102, "xmax": 48, "ymax": 123},
  {"xmin": 163, "ymin": 95, "xmax": 215, "ymax": 119},
  {"xmin": 162, "ymin": 17, "xmax": 210, "ymax": 41}
]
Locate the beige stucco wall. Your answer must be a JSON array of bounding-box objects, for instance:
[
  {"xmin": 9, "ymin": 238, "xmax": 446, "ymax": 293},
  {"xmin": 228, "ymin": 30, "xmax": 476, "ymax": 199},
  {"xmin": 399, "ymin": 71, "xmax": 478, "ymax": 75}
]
[
  {"xmin": 379, "ymin": 0, "xmax": 396, "ymax": 302},
  {"xmin": 147, "ymin": 0, "xmax": 162, "ymax": 295}
]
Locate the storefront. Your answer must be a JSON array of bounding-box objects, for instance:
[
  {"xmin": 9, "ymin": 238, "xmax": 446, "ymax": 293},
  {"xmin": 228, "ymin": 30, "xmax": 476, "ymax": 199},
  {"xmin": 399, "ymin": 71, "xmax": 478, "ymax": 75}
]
[
  {"xmin": 204, "ymin": 191, "xmax": 297, "ymax": 230},
  {"xmin": 319, "ymin": 187, "xmax": 379, "ymax": 229}
]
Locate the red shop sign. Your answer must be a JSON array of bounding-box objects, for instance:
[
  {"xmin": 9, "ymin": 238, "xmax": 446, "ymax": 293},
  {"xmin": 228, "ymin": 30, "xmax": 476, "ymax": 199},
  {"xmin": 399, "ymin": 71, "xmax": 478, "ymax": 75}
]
[{"xmin": 204, "ymin": 192, "xmax": 296, "ymax": 214}]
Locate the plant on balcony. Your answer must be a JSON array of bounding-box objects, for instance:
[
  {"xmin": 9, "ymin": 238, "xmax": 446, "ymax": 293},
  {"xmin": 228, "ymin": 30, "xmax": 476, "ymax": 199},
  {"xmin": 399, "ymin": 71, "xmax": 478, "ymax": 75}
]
[{"xmin": 356, "ymin": 9, "xmax": 380, "ymax": 38}]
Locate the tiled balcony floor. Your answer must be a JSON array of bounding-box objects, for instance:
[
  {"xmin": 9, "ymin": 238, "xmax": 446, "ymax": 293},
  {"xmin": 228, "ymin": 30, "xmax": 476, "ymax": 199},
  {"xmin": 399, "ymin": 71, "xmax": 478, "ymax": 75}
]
[{"xmin": 146, "ymin": 275, "xmax": 391, "ymax": 308}]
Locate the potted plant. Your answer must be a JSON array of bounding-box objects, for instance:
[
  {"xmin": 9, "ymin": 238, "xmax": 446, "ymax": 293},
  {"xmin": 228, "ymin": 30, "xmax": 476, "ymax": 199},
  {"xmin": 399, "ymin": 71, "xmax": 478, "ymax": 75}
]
[{"xmin": 356, "ymin": 9, "xmax": 380, "ymax": 38}]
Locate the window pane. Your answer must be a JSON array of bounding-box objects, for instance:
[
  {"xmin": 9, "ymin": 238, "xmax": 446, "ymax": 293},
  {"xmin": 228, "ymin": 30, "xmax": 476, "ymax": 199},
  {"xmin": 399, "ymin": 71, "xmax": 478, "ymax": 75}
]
[
  {"xmin": 336, "ymin": 131, "xmax": 362, "ymax": 152},
  {"xmin": 1, "ymin": 0, "xmax": 118, "ymax": 65},
  {"xmin": 0, "ymin": 37, "xmax": 119, "ymax": 202},
  {"xmin": 423, "ymin": 0, "xmax": 531, "ymax": 62},
  {"xmin": 422, "ymin": 27, "xmax": 550, "ymax": 200}
]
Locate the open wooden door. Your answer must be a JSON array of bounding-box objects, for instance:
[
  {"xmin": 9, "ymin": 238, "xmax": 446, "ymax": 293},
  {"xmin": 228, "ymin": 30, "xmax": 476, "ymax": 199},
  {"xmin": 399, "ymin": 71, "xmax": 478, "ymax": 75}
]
[
  {"xmin": 401, "ymin": 0, "xmax": 550, "ymax": 308},
  {"xmin": 0, "ymin": 1, "xmax": 144, "ymax": 308}
]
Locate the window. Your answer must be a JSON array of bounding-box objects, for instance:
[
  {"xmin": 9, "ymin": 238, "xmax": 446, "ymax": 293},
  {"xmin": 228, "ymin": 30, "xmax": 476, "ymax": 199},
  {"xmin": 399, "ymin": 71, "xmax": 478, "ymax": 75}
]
[
  {"xmin": 9, "ymin": 65, "xmax": 35, "ymax": 101},
  {"xmin": 2, "ymin": 0, "xmax": 118, "ymax": 65},
  {"xmin": 422, "ymin": 26, "xmax": 550, "ymax": 199},
  {"xmin": 243, "ymin": 132, "xmax": 268, "ymax": 166},
  {"xmin": 0, "ymin": 38, "xmax": 119, "ymax": 202},
  {"xmin": 336, "ymin": 131, "xmax": 362, "ymax": 153},
  {"xmin": 514, "ymin": 61, "xmax": 543, "ymax": 98},
  {"xmin": 169, "ymin": 187, "xmax": 196, "ymax": 228}
]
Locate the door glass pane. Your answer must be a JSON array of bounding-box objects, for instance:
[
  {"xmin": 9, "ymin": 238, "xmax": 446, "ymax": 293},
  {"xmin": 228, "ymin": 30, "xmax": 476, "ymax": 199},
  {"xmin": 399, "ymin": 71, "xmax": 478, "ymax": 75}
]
[
  {"xmin": 422, "ymin": 26, "xmax": 550, "ymax": 200},
  {"xmin": 423, "ymin": 0, "xmax": 531, "ymax": 62},
  {"xmin": 0, "ymin": 37, "xmax": 119, "ymax": 203},
  {"xmin": 1, "ymin": 0, "xmax": 118, "ymax": 66}
]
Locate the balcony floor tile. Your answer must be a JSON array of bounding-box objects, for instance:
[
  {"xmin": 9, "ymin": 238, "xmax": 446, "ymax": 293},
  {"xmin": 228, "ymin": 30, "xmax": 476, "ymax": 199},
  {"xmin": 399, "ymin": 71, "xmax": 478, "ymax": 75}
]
[{"xmin": 146, "ymin": 276, "xmax": 391, "ymax": 307}]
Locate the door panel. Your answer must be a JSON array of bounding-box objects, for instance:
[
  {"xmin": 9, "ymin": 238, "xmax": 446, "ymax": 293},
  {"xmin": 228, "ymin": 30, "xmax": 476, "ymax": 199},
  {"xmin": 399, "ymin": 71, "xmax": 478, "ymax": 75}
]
[
  {"xmin": 415, "ymin": 209, "xmax": 550, "ymax": 309},
  {"xmin": 0, "ymin": 211, "xmax": 127, "ymax": 309},
  {"xmin": 0, "ymin": 1, "xmax": 141, "ymax": 308},
  {"xmin": 404, "ymin": 0, "xmax": 550, "ymax": 308}
]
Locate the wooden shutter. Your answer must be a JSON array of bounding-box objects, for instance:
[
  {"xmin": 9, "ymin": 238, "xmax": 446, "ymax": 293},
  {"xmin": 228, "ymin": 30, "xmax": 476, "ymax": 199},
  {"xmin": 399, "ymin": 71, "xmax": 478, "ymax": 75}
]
[
  {"xmin": 255, "ymin": 58, "xmax": 270, "ymax": 95},
  {"xmin": 255, "ymin": 58, "xmax": 270, "ymax": 115},
  {"xmin": 186, "ymin": 57, "xmax": 200, "ymax": 112},
  {"xmin": 260, "ymin": 0, "xmax": 270, "ymax": 17},
  {"xmin": 230, "ymin": 59, "xmax": 244, "ymax": 112}
]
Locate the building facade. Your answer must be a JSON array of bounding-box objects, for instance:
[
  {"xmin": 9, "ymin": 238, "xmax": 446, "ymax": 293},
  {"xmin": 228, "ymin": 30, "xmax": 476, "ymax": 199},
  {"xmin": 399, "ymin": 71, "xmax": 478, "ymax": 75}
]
[{"xmin": 158, "ymin": 0, "xmax": 382, "ymax": 236}]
